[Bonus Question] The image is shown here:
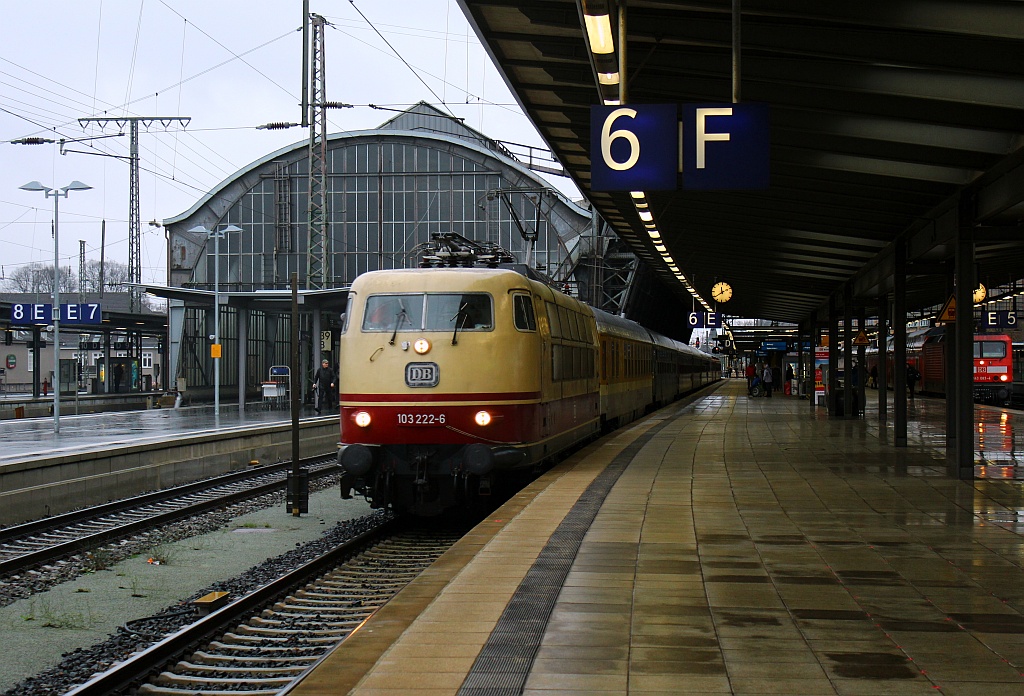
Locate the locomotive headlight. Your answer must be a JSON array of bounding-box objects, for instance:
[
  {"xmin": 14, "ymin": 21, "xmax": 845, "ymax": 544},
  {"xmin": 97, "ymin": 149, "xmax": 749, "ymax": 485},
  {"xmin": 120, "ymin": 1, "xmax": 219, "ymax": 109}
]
[
  {"xmin": 1000, "ymin": 375, "xmax": 1009, "ymax": 382},
  {"xmin": 353, "ymin": 411, "xmax": 372, "ymax": 428},
  {"xmin": 413, "ymin": 338, "xmax": 431, "ymax": 355},
  {"xmin": 474, "ymin": 410, "xmax": 493, "ymax": 427}
]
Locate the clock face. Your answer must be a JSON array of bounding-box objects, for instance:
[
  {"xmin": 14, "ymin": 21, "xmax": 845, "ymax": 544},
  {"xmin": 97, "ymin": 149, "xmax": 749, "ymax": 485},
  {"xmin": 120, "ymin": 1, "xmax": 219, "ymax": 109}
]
[
  {"xmin": 973, "ymin": 283, "xmax": 987, "ymax": 304},
  {"xmin": 712, "ymin": 282, "xmax": 732, "ymax": 303}
]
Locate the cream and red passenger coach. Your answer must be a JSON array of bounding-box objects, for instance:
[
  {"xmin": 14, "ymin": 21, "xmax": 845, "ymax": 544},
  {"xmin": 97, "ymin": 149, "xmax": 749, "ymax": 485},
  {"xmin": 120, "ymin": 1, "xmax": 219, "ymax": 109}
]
[{"xmin": 337, "ymin": 266, "xmax": 718, "ymax": 515}]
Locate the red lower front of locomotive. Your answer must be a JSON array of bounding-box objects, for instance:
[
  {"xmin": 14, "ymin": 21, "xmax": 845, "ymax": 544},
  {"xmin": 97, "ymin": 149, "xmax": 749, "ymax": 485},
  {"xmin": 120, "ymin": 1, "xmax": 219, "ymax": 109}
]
[{"xmin": 337, "ymin": 393, "xmax": 597, "ymax": 515}]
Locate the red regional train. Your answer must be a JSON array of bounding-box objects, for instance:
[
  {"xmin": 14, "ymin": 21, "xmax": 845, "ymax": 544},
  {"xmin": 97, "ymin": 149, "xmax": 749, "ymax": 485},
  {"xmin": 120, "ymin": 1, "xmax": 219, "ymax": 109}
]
[
  {"xmin": 335, "ymin": 266, "xmax": 720, "ymax": 515},
  {"xmin": 868, "ymin": 328, "xmax": 1017, "ymax": 404}
]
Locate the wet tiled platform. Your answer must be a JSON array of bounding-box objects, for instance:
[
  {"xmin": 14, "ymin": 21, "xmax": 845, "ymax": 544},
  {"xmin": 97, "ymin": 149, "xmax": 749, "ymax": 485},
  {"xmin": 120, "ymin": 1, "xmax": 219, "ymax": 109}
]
[
  {"xmin": 288, "ymin": 380, "xmax": 1024, "ymax": 695},
  {"xmin": 0, "ymin": 403, "xmax": 324, "ymax": 466}
]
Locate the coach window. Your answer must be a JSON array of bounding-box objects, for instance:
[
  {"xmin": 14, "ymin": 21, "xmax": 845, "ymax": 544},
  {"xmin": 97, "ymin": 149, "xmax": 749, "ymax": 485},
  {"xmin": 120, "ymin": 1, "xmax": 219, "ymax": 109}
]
[
  {"xmin": 546, "ymin": 303, "xmax": 562, "ymax": 338},
  {"xmin": 513, "ymin": 294, "xmax": 537, "ymax": 331}
]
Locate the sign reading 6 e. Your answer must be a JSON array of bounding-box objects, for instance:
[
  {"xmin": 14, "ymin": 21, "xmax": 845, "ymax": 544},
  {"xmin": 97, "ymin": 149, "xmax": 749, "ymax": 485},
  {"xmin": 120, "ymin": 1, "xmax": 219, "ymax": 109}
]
[{"xmin": 591, "ymin": 104, "xmax": 679, "ymax": 192}]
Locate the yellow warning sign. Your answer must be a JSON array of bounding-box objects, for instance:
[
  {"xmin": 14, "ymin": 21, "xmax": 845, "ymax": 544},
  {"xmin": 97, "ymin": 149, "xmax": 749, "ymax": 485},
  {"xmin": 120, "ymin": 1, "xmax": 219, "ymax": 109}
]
[
  {"xmin": 937, "ymin": 295, "xmax": 956, "ymax": 323},
  {"xmin": 853, "ymin": 331, "xmax": 870, "ymax": 346}
]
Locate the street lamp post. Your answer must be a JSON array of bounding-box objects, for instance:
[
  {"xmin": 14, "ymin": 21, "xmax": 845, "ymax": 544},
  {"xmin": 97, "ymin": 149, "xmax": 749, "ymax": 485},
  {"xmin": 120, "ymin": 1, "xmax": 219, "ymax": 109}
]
[
  {"xmin": 20, "ymin": 180, "xmax": 92, "ymax": 434},
  {"xmin": 188, "ymin": 224, "xmax": 242, "ymax": 415}
]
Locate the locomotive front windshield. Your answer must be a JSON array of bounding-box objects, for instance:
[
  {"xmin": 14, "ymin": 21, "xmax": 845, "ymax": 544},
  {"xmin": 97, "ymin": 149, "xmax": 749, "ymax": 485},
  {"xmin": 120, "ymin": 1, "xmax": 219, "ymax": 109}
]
[
  {"xmin": 975, "ymin": 340, "xmax": 1007, "ymax": 359},
  {"xmin": 362, "ymin": 293, "xmax": 493, "ymax": 332}
]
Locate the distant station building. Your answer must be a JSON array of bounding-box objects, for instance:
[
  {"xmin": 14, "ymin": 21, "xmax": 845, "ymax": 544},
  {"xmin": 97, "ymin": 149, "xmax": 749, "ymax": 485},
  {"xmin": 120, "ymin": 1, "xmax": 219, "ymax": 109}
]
[
  {"xmin": 155, "ymin": 103, "xmax": 638, "ymax": 404},
  {"xmin": 0, "ymin": 292, "xmax": 165, "ymax": 398}
]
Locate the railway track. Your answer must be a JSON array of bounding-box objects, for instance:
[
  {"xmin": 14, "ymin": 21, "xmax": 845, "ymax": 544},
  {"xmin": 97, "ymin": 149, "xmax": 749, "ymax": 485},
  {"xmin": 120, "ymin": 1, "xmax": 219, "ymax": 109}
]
[
  {"xmin": 0, "ymin": 456, "xmax": 339, "ymax": 580},
  {"xmin": 64, "ymin": 518, "xmax": 464, "ymax": 696}
]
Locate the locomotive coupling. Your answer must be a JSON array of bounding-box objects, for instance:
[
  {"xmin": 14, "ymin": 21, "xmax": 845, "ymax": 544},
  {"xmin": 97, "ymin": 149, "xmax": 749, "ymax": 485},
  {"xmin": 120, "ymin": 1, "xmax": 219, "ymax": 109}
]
[
  {"xmin": 339, "ymin": 444, "xmax": 375, "ymax": 477},
  {"xmin": 462, "ymin": 443, "xmax": 526, "ymax": 476}
]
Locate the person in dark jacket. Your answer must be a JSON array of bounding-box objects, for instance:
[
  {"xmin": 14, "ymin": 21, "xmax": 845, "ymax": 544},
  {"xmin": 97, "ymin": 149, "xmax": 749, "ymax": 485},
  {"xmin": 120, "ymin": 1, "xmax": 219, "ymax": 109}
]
[
  {"xmin": 313, "ymin": 359, "xmax": 336, "ymax": 413},
  {"xmin": 906, "ymin": 362, "xmax": 920, "ymax": 399}
]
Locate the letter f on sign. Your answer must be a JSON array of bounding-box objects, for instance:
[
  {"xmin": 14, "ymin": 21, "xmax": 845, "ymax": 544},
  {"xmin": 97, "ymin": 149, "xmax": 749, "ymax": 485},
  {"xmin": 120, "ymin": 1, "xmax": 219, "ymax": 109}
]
[{"xmin": 695, "ymin": 108, "xmax": 732, "ymax": 169}]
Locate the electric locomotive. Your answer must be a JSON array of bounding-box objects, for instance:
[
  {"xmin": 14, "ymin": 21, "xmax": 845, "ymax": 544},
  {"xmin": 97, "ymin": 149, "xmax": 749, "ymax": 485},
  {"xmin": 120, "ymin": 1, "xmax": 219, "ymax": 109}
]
[{"xmin": 336, "ymin": 265, "xmax": 718, "ymax": 516}]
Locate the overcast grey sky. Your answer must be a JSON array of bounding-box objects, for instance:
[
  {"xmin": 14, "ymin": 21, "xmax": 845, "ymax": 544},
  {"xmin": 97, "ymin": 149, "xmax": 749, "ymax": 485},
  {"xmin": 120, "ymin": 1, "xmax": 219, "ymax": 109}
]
[{"xmin": 0, "ymin": 1, "xmax": 577, "ymax": 286}]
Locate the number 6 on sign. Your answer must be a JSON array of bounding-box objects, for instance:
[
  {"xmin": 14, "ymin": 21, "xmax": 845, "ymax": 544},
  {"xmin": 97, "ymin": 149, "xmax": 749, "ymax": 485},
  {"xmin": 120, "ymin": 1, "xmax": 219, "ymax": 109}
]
[
  {"xmin": 590, "ymin": 104, "xmax": 678, "ymax": 191},
  {"xmin": 601, "ymin": 108, "xmax": 640, "ymax": 171}
]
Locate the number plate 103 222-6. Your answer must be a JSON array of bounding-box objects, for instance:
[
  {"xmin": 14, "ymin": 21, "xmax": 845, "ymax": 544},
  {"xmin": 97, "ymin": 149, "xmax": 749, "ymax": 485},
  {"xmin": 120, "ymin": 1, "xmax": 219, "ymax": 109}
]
[
  {"xmin": 405, "ymin": 362, "xmax": 439, "ymax": 387},
  {"xmin": 397, "ymin": 412, "xmax": 447, "ymax": 426}
]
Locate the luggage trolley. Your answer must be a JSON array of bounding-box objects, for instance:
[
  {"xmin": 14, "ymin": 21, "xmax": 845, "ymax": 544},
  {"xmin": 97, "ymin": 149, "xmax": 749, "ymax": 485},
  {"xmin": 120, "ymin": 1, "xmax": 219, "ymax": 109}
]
[{"xmin": 262, "ymin": 365, "xmax": 290, "ymax": 408}]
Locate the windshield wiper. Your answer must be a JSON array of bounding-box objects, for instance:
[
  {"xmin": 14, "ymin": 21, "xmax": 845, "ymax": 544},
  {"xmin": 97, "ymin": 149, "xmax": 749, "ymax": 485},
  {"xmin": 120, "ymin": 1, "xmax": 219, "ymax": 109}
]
[
  {"xmin": 451, "ymin": 303, "xmax": 469, "ymax": 346},
  {"xmin": 388, "ymin": 302, "xmax": 409, "ymax": 345}
]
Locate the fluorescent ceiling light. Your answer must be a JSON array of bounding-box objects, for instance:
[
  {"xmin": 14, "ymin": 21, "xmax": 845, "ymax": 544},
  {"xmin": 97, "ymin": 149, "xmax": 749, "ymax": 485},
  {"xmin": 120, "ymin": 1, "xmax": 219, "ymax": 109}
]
[{"xmin": 584, "ymin": 14, "xmax": 615, "ymax": 54}]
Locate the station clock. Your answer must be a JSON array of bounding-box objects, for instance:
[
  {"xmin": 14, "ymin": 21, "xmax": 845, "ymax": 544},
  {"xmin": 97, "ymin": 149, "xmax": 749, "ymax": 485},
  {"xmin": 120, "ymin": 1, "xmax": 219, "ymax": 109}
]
[{"xmin": 711, "ymin": 281, "xmax": 733, "ymax": 303}]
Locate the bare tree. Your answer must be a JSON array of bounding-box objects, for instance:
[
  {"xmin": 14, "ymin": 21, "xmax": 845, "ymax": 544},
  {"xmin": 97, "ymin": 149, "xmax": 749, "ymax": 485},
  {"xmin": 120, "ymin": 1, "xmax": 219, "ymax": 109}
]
[
  {"xmin": 81, "ymin": 259, "xmax": 131, "ymax": 293},
  {"xmin": 3, "ymin": 263, "xmax": 76, "ymax": 293}
]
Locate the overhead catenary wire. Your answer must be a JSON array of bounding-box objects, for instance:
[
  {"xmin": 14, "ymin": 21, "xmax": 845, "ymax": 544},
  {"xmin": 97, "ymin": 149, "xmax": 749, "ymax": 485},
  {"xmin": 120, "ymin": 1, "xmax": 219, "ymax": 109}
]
[{"xmin": 346, "ymin": 0, "xmax": 455, "ymax": 120}]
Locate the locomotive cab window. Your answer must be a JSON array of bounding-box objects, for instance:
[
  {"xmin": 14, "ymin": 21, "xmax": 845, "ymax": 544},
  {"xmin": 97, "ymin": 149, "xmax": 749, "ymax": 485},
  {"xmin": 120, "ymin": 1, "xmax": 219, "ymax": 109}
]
[
  {"xmin": 362, "ymin": 293, "xmax": 492, "ymax": 332},
  {"xmin": 975, "ymin": 341, "xmax": 1007, "ymax": 359},
  {"xmin": 425, "ymin": 293, "xmax": 492, "ymax": 331},
  {"xmin": 363, "ymin": 294, "xmax": 424, "ymax": 332},
  {"xmin": 513, "ymin": 294, "xmax": 537, "ymax": 331}
]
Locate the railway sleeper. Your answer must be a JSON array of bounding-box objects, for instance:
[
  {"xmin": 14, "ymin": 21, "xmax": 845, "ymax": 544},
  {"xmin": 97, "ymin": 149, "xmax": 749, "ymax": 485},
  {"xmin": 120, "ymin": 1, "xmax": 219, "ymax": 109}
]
[
  {"xmin": 219, "ymin": 630, "xmax": 344, "ymax": 645},
  {"xmin": 190, "ymin": 650, "xmax": 321, "ymax": 665},
  {"xmin": 172, "ymin": 660, "xmax": 311, "ymax": 675},
  {"xmin": 205, "ymin": 640, "xmax": 325, "ymax": 655},
  {"xmin": 276, "ymin": 593, "xmax": 387, "ymax": 601},
  {"xmin": 304, "ymin": 575, "xmax": 405, "ymax": 586},
  {"xmin": 233, "ymin": 624, "xmax": 353, "ymax": 637},
  {"xmin": 293, "ymin": 587, "xmax": 406, "ymax": 599},
  {"xmin": 248, "ymin": 616, "xmax": 367, "ymax": 629},
  {"xmin": 137, "ymin": 686, "xmax": 280, "ymax": 696},
  {"xmin": 268, "ymin": 607, "xmax": 373, "ymax": 618},
  {"xmin": 150, "ymin": 672, "xmax": 294, "ymax": 688}
]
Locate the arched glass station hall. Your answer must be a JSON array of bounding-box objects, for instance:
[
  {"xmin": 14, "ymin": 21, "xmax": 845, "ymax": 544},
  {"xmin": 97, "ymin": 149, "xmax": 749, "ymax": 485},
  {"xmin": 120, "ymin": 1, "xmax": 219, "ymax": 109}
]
[{"xmin": 152, "ymin": 103, "xmax": 642, "ymax": 403}]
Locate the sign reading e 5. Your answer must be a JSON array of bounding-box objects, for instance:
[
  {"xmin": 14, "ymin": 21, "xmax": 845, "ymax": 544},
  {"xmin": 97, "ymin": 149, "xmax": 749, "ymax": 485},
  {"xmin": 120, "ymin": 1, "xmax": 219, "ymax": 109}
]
[{"xmin": 591, "ymin": 104, "xmax": 678, "ymax": 192}]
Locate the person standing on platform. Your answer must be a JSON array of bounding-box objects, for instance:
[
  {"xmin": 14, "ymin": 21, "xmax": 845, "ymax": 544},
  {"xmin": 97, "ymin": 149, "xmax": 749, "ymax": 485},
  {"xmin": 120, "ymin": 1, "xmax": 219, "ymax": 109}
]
[
  {"xmin": 745, "ymin": 362, "xmax": 756, "ymax": 395},
  {"xmin": 762, "ymin": 363, "xmax": 774, "ymax": 398},
  {"xmin": 113, "ymin": 363, "xmax": 124, "ymax": 393},
  {"xmin": 314, "ymin": 359, "xmax": 337, "ymax": 414},
  {"xmin": 869, "ymin": 364, "xmax": 878, "ymax": 389},
  {"xmin": 906, "ymin": 362, "xmax": 920, "ymax": 399}
]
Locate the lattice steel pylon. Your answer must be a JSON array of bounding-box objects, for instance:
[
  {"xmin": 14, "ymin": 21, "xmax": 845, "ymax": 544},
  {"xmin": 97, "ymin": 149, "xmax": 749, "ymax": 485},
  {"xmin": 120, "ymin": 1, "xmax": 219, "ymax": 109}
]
[
  {"xmin": 78, "ymin": 116, "xmax": 191, "ymax": 310},
  {"xmin": 306, "ymin": 14, "xmax": 329, "ymax": 290}
]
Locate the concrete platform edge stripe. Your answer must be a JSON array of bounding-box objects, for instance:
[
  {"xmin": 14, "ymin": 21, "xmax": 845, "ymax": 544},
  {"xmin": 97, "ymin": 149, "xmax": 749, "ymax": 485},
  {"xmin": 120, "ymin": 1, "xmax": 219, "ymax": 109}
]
[{"xmin": 456, "ymin": 419, "xmax": 672, "ymax": 695}]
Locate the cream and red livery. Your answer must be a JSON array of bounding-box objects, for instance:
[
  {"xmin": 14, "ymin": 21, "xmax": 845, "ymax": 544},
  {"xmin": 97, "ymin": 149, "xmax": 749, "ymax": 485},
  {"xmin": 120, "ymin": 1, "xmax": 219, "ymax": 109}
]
[{"xmin": 337, "ymin": 266, "xmax": 718, "ymax": 515}]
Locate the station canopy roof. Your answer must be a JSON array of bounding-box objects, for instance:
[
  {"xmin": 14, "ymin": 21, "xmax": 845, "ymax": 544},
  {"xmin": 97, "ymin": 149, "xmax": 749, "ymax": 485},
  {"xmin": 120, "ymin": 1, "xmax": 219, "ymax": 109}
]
[{"xmin": 457, "ymin": 0, "xmax": 1024, "ymax": 348}]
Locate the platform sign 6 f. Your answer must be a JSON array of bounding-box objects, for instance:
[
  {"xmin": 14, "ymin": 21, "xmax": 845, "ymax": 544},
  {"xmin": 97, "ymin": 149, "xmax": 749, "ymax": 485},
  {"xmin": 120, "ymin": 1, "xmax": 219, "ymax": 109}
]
[
  {"xmin": 591, "ymin": 104, "xmax": 679, "ymax": 192},
  {"xmin": 982, "ymin": 310, "xmax": 1017, "ymax": 328},
  {"xmin": 682, "ymin": 103, "xmax": 770, "ymax": 190}
]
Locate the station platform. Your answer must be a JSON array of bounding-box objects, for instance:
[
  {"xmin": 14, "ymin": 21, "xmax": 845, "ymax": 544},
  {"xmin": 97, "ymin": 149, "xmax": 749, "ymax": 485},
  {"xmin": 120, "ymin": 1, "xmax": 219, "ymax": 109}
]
[
  {"xmin": 0, "ymin": 402, "xmax": 323, "ymax": 467},
  {"xmin": 287, "ymin": 379, "xmax": 1024, "ymax": 696}
]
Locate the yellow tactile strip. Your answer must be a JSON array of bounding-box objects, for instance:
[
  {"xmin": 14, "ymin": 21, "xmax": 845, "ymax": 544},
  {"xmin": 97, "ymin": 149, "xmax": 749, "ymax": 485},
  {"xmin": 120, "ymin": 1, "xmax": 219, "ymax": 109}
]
[{"xmin": 284, "ymin": 390, "xmax": 713, "ymax": 696}]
